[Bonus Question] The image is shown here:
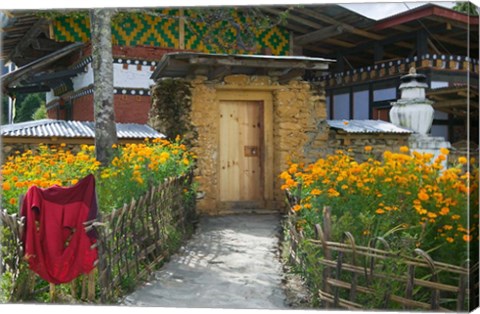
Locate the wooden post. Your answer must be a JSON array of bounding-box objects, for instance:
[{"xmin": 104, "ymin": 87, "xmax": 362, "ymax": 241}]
[
  {"xmin": 49, "ymin": 283, "xmax": 56, "ymax": 302},
  {"xmin": 179, "ymin": 9, "xmax": 185, "ymax": 50},
  {"xmin": 88, "ymin": 269, "xmax": 96, "ymax": 301},
  {"xmin": 70, "ymin": 278, "xmax": 77, "ymax": 299}
]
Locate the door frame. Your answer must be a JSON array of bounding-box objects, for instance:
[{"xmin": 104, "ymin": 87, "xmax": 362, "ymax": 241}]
[{"xmin": 215, "ymin": 90, "xmax": 274, "ymax": 210}]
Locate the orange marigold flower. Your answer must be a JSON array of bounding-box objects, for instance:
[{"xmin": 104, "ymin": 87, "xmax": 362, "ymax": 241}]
[
  {"xmin": 439, "ymin": 207, "xmax": 450, "ymax": 215},
  {"xmin": 375, "ymin": 208, "xmax": 385, "ymax": 214},
  {"xmin": 9, "ymin": 198, "xmax": 17, "ymax": 205},
  {"xmin": 364, "ymin": 146, "xmax": 373, "ymax": 152},
  {"xmin": 463, "ymin": 235, "xmax": 473, "ymax": 242},
  {"xmin": 292, "ymin": 204, "xmax": 302, "ymax": 212},
  {"xmin": 418, "ymin": 190, "xmax": 429, "ymax": 201},
  {"xmin": 446, "ymin": 237, "xmax": 454, "ymax": 243},
  {"xmin": 400, "ymin": 146, "xmax": 409, "ymax": 153},
  {"xmin": 2, "ymin": 181, "xmax": 11, "ymax": 191},
  {"xmin": 310, "ymin": 189, "xmax": 322, "ymax": 196}
]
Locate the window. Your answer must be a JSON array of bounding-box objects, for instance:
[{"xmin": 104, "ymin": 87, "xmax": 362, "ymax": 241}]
[{"xmin": 333, "ymin": 93, "xmax": 350, "ymax": 119}]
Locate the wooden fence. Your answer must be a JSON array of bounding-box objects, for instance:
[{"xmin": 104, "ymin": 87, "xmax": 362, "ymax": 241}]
[
  {"xmin": 0, "ymin": 172, "xmax": 196, "ymax": 303},
  {"xmin": 286, "ymin": 204, "xmax": 479, "ymax": 311}
]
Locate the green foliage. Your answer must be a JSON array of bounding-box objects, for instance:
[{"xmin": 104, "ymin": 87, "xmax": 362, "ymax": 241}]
[
  {"xmin": 32, "ymin": 103, "xmax": 48, "ymax": 120},
  {"xmin": 149, "ymin": 79, "xmax": 197, "ymax": 147},
  {"xmin": 10, "ymin": 93, "xmax": 46, "ymax": 123},
  {"xmin": 453, "ymin": 2, "xmax": 479, "ymax": 15}
]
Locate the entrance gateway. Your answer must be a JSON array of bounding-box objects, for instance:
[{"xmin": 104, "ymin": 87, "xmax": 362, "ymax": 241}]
[
  {"xmin": 219, "ymin": 100, "xmax": 264, "ymax": 209},
  {"xmin": 149, "ymin": 52, "xmax": 333, "ymax": 214}
]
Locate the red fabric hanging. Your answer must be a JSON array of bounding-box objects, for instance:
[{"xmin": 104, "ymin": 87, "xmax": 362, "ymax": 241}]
[{"xmin": 21, "ymin": 174, "xmax": 98, "ymax": 284}]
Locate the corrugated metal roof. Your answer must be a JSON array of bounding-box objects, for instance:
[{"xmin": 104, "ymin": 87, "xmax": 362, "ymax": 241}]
[
  {"xmin": 327, "ymin": 120, "xmax": 413, "ymax": 134},
  {"xmin": 1, "ymin": 119, "xmax": 165, "ymax": 139}
]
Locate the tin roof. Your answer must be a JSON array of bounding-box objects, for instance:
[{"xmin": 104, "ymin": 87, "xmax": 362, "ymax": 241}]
[
  {"xmin": 1, "ymin": 119, "xmax": 165, "ymax": 139},
  {"xmin": 327, "ymin": 120, "xmax": 413, "ymax": 134}
]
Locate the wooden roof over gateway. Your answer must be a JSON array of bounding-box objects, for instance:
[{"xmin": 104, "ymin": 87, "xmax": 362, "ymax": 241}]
[{"xmin": 151, "ymin": 52, "xmax": 334, "ymax": 82}]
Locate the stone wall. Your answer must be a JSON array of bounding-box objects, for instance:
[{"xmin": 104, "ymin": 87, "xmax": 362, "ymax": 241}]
[
  {"xmin": 187, "ymin": 74, "xmax": 328, "ymax": 215},
  {"xmin": 327, "ymin": 130, "xmax": 411, "ymax": 161},
  {"xmin": 189, "ymin": 76, "xmax": 220, "ymax": 214},
  {"xmin": 272, "ymin": 81, "xmax": 328, "ymax": 208}
]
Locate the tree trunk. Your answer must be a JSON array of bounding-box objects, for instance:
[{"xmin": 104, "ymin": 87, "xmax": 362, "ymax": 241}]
[{"xmin": 90, "ymin": 8, "xmax": 117, "ymax": 165}]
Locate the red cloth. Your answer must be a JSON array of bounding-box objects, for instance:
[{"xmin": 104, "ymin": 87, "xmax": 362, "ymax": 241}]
[{"xmin": 21, "ymin": 174, "xmax": 98, "ymax": 284}]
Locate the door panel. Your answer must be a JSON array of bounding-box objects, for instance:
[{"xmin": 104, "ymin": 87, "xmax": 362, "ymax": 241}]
[{"xmin": 219, "ymin": 101, "xmax": 264, "ymax": 203}]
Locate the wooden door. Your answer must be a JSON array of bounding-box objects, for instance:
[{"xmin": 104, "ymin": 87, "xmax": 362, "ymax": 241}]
[{"xmin": 219, "ymin": 100, "xmax": 264, "ymax": 208}]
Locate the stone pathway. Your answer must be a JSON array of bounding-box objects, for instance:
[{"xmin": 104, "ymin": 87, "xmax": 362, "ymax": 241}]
[{"xmin": 121, "ymin": 214, "xmax": 289, "ymax": 309}]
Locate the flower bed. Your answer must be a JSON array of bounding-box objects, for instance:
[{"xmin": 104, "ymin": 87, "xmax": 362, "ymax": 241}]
[
  {"xmin": 280, "ymin": 147, "xmax": 478, "ymax": 310},
  {"xmin": 281, "ymin": 147, "xmax": 477, "ymax": 264},
  {"xmin": 1, "ymin": 136, "xmax": 195, "ymax": 214},
  {"xmin": 0, "ymin": 137, "xmax": 196, "ymax": 303}
]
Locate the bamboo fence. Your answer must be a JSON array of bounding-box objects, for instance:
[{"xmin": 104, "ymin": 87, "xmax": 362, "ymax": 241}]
[
  {"xmin": 0, "ymin": 172, "xmax": 196, "ymax": 303},
  {"xmin": 286, "ymin": 204, "xmax": 479, "ymax": 311}
]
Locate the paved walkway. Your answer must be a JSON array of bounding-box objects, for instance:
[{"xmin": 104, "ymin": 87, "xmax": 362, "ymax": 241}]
[{"xmin": 121, "ymin": 214, "xmax": 288, "ymax": 309}]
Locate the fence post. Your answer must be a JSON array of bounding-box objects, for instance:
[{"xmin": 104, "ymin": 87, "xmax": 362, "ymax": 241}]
[{"xmin": 414, "ymin": 249, "xmax": 440, "ymax": 310}]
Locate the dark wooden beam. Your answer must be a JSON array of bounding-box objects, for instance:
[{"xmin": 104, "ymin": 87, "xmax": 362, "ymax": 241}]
[
  {"xmin": 260, "ymin": 7, "xmax": 325, "ymax": 30},
  {"xmin": 6, "ymin": 85, "xmax": 51, "ymax": 94},
  {"xmin": 26, "ymin": 67, "xmax": 84, "ymax": 84},
  {"xmin": 31, "ymin": 38, "xmax": 66, "ymax": 52},
  {"xmin": 8, "ymin": 19, "xmax": 50, "ymax": 63},
  {"xmin": 294, "ymin": 25, "xmax": 346, "ymax": 45},
  {"xmin": 188, "ymin": 56, "xmax": 329, "ymax": 70},
  {"xmin": 294, "ymin": 7, "xmax": 384, "ymax": 41},
  {"xmin": 278, "ymin": 68, "xmax": 305, "ymax": 84}
]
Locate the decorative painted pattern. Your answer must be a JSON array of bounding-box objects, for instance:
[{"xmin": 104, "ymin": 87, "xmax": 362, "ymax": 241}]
[
  {"xmin": 52, "ymin": 10, "xmax": 289, "ymax": 55},
  {"xmin": 111, "ymin": 10, "xmax": 179, "ymax": 47},
  {"xmin": 53, "ymin": 10, "xmax": 179, "ymax": 48},
  {"xmin": 184, "ymin": 10, "xmax": 289, "ymax": 55}
]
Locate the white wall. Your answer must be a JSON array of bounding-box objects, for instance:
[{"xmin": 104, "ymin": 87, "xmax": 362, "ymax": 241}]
[{"xmin": 113, "ymin": 63, "xmax": 155, "ymax": 89}]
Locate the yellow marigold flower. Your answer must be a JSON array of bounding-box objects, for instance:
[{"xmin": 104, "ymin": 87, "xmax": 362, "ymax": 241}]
[
  {"xmin": 327, "ymin": 188, "xmax": 340, "ymax": 197},
  {"xmin": 71, "ymin": 179, "xmax": 79, "ymax": 185},
  {"xmin": 443, "ymin": 225, "xmax": 453, "ymax": 230},
  {"xmin": 458, "ymin": 156, "xmax": 467, "ymax": 165},
  {"xmin": 183, "ymin": 158, "xmax": 190, "ymax": 166},
  {"xmin": 440, "ymin": 147, "xmax": 449, "ymax": 155},
  {"xmin": 446, "ymin": 237, "xmax": 454, "ymax": 243},
  {"xmin": 364, "ymin": 146, "xmax": 373, "ymax": 152},
  {"xmin": 400, "ymin": 146, "xmax": 409, "ymax": 153},
  {"xmin": 310, "ymin": 189, "xmax": 322, "ymax": 196},
  {"xmin": 451, "ymin": 215, "xmax": 461, "ymax": 220},
  {"xmin": 427, "ymin": 212, "xmax": 437, "ymax": 219}
]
